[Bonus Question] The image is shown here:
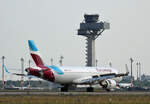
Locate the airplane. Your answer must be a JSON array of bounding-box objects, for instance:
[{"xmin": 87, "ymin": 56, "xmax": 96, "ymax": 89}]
[{"xmin": 4, "ymin": 40, "xmax": 129, "ymax": 92}]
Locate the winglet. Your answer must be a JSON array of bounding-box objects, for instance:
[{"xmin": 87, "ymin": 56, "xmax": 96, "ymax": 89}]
[{"xmin": 28, "ymin": 40, "xmax": 38, "ymax": 52}]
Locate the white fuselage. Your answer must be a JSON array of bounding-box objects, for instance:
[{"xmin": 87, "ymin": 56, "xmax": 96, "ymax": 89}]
[{"xmin": 51, "ymin": 66, "xmax": 121, "ymax": 84}]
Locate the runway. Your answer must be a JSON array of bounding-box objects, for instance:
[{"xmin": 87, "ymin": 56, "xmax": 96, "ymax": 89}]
[{"xmin": 0, "ymin": 91, "xmax": 150, "ymax": 96}]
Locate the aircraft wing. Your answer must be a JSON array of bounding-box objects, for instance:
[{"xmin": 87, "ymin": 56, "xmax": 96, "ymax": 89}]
[
  {"xmin": 73, "ymin": 71, "xmax": 129, "ymax": 84},
  {"xmin": 74, "ymin": 64, "xmax": 130, "ymax": 84},
  {"xmin": 115, "ymin": 64, "xmax": 129, "ymax": 77}
]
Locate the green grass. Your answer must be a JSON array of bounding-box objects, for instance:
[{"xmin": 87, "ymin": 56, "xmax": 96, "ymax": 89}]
[{"xmin": 0, "ymin": 94, "xmax": 150, "ymax": 104}]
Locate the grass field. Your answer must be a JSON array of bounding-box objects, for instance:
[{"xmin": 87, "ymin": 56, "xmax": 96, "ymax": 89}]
[{"xmin": 0, "ymin": 94, "xmax": 150, "ymax": 104}]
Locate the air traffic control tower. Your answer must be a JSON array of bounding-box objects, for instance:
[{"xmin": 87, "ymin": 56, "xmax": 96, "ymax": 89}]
[{"xmin": 77, "ymin": 14, "xmax": 110, "ymax": 66}]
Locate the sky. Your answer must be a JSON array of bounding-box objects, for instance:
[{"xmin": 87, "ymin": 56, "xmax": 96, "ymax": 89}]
[{"xmin": 0, "ymin": 0, "xmax": 150, "ymax": 80}]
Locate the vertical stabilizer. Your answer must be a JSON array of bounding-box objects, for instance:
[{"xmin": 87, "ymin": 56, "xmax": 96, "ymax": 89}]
[{"xmin": 28, "ymin": 40, "xmax": 44, "ymax": 66}]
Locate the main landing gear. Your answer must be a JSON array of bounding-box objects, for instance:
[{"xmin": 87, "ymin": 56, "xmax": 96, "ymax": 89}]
[
  {"xmin": 61, "ymin": 84, "xmax": 69, "ymax": 92},
  {"xmin": 60, "ymin": 84, "xmax": 94, "ymax": 92},
  {"xmin": 86, "ymin": 87, "xmax": 94, "ymax": 92}
]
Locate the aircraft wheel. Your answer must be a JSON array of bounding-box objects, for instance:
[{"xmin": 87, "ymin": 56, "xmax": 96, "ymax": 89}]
[
  {"xmin": 106, "ymin": 89, "xmax": 111, "ymax": 92},
  {"xmin": 86, "ymin": 87, "xmax": 94, "ymax": 92},
  {"xmin": 61, "ymin": 85, "xmax": 68, "ymax": 92}
]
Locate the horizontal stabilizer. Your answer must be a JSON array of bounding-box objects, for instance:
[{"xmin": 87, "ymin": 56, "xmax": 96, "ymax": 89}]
[
  {"xmin": 3, "ymin": 64, "xmax": 10, "ymax": 74},
  {"xmin": 3, "ymin": 64, "xmax": 26, "ymax": 76}
]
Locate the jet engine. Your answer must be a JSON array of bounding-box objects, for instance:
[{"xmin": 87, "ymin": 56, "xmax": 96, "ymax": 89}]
[{"xmin": 99, "ymin": 79, "xmax": 117, "ymax": 91}]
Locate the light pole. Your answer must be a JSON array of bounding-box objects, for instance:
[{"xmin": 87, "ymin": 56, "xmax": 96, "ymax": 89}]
[
  {"xmin": 50, "ymin": 58, "xmax": 53, "ymax": 65},
  {"xmin": 130, "ymin": 58, "xmax": 134, "ymax": 82},
  {"xmin": 109, "ymin": 62, "xmax": 112, "ymax": 67},
  {"xmin": 21, "ymin": 58, "xmax": 24, "ymax": 89},
  {"xmin": 2, "ymin": 56, "xmax": 5, "ymax": 89},
  {"xmin": 59, "ymin": 55, "xmax": 64, "ymax": 66},
  {"xmin": 95, "ymin": 59, "xmax": 98, "ymax": 67},
  {"xmin": 136, "ymin": 62, "xmax": 139, "ymax": 80},
  {"xmin": 139, "ymin": 62, "xmax": 141, "ymax": 81},
  {"xmin": 28, "ymin": 59, "xmax": 31, "ymax": 88},
  {"xmin": 29, "ymin": 59, "xmax": 31, "ymax": 68}
]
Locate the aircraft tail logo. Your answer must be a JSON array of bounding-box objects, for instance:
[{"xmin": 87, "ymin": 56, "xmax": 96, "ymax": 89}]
[{"xmin": 28, "ymin": 40, "xmax": 44, "ymax": 66}]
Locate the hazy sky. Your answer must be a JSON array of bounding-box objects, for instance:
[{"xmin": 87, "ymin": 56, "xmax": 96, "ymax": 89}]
[{"xmin": 0, "ymin": 0, "xmax": 150, "ymax": 80}]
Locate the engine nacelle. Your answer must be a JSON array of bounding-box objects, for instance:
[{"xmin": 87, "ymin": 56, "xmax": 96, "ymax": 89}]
[{"xmin": 100, "ymin": 79, "xmax": 117, "ymax": 90}]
